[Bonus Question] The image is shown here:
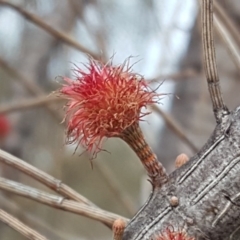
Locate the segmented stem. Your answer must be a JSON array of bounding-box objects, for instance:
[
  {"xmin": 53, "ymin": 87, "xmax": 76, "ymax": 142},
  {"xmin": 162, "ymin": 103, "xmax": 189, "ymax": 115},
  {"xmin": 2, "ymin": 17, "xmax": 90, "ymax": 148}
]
[{"xmin": 120, "ymin": 123, "xmax": 168, "ymax": 188}]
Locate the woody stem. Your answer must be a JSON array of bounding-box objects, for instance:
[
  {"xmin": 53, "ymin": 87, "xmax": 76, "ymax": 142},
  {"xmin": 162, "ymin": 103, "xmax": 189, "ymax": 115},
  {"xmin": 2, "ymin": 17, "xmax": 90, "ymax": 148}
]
[{"xmin": 120, "ymin": 123, "xmax": 168, "ymax": 188}]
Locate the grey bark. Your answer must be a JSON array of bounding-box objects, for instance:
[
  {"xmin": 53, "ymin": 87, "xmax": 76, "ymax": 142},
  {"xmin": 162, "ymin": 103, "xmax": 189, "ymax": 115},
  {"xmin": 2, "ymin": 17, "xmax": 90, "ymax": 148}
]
[{"xmin": 123, "ymin": 106, "xmax": 240, "ymax": 239}]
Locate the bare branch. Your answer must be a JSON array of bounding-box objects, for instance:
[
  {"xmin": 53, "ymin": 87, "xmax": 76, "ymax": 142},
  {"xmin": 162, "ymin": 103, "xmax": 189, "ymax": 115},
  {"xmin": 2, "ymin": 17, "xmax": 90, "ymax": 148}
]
[
  {"xmin": 0, "ymin": 58, "xmax": 62, "ymax": 122},
  {"xmin": 0, "ymin": 95, "xmax": 62, "ymax": 115},
  {"xmin": 151, "ymin": 104, "xmax": 198, "ymax": 153},
  {"xmin": 95, "ymin": 162, "xmax": 136, "ymax": 215},
  {"xmin": 0, "ymin": 1, "xmax": 100, "ymax": 60},
  {"xmin": 147, "ymin": 68, "xmax": 199, "ymax": 84},
  {"xmin": 0, "ymin": 149, "xmax": 93, "ymax": 205},
  {"xmin": 0, "ymin": 177, "xmax": 129, "ymax": 227},
  {"xmin": 0, "ymin": 194, "xmax": 69, "ymax": 240},
  {"xmin": 214, "ymin": 14, "xmax": 240, "ymax": 72},
  {"xmin": 201, "ymin": 0, "xmax": 229, "ymax": 122},
  {"xmin": 0, "ymin": 208, "xmax": 48, "ymax": 240},
  {"xmin": 213, "ymin": 1, "xmax": 240, "ymax": 48}
]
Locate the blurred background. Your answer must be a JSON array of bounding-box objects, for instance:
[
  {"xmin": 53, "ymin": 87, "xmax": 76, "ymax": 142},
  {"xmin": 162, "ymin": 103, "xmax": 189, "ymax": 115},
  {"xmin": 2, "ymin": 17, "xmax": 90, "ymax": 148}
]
[{"xmin": 0, "ymin": 0, "xmax": 239, "ymax": 239}]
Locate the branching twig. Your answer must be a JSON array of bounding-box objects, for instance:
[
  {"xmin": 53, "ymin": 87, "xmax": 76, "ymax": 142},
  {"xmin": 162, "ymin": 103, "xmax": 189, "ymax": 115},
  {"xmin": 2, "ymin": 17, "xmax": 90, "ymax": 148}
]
[
  {"xmin": 201, "ymin": 0, "xmax": 229, "ymax": 122},
  {"xmin": 151, "ymin": 104, "xmax": 198, "ymax": 153},
  {"xmin": 0, "ymin": 1, "xmax": 99, "ymax": 60},
  {"xmin": 0, "ymin": 208, "xmax": 48, "ymax": 240},
  {"xmin": 0, "ymin": 177, "xmax": 128, "ymax": 227}
]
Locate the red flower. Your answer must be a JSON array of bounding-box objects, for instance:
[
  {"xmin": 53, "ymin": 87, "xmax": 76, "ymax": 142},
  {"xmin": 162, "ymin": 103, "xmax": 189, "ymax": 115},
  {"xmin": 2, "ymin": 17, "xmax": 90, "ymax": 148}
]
[
  {"xmin": 153, "ymin": 227, "xmax": 195, "ymax": 240},
  {"xmin": 0, "ymin": 115, "xmax": 11, "ymax": 138},
  {"xmin": 60, "ymin": 58, "xmax": 160, "ymax": 156}
]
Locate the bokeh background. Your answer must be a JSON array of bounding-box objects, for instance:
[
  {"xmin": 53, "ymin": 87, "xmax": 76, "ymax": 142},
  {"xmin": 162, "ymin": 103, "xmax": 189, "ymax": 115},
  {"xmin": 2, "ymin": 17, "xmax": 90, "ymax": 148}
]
[{"xmin": 0, "ymin": 0, "xmax": 239, "ymax": 239}]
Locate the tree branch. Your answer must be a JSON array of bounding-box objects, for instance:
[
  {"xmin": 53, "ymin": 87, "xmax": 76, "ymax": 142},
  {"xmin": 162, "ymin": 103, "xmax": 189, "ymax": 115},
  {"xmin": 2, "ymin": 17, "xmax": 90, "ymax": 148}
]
[
  {"xmin": 0, "ymin": 58, "xmax": 63, "ymax": 122},
  {"xmin": 0, "ymin": 177, "xmax": 128, "ymax": 227},
  {"xmin": 0, "ymin": 95, "xmax": 62, "ymax": 115},
  {"xmin": 151, "ymin": 104, "xmax": 198, "ymax": 153},
  {"xmin": 0, "ymin": 1, "xmax": 99, "ymax": 60},
  {"xmin": 214, "ymin": 13, "xmax": 240, "ymax": 72},
  {"xmin": 201, "ymin": 0, "xmax": 229, "ymax": 122},
  {"xmin": 0, "ymin": 149, "xmax": 93, "ymax": 206},
  {"xmin": 0, "ymin": 208, "xmax": 48, "ymax": 240}
]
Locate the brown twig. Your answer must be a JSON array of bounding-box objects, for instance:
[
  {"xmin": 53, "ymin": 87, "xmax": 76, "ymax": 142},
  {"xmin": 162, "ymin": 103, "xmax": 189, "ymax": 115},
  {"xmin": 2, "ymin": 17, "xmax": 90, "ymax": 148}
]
[
  {"xmin": 0, "ymin": 58, "xmax": 62, "ymax": 122},
  {"xmin": 0, "ymin": 95, "xmax": 62, "ymax": 115},
  {"xmin": 214, "ymin": 14, "xmax": 240, "ymax": 72},
  {"xmin": 95, "ymin": 162, "xmax": 136, "ymax": 216},
  {"xmin": 0, "ymin": 149, "xmax": 128, "ymax": 229},
  {"xmin": 201, "ymin": 0, "xmax": 229, "ymax": 122},
  {"xmin": 0, "ymin": 149, "xmax": 94, "ymax": 206},
  {"xmin": 213, "ymin": 1, "xmax": 240, "ymax": 48},
  {"xmin": 147, "ymin": 68, "xmax": 199, "ymax": 84},
  {"xmin": 0, "ymin": 208, "xmax": 48, "ymax": 240},
  {"xmin": 0, "ymin": 177, "xmax": 128, "ymax": 227},
  {"xmin": 0, "ymin": 1, "xmax": 99, "ymax": 60},
  {"xmin": 0, "ymin": 194, "xmax": 68, "ymax": 240},
  {"xmin": 151, "ymin": 104, "xmax": 198, "ymax": 153}
]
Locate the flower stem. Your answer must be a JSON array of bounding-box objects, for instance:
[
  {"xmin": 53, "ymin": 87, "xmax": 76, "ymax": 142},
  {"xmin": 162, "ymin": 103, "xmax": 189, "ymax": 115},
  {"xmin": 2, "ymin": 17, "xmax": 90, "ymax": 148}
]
[{"xmin": 120, "ymin": 123, "xmax": 168, "ymax": 188}]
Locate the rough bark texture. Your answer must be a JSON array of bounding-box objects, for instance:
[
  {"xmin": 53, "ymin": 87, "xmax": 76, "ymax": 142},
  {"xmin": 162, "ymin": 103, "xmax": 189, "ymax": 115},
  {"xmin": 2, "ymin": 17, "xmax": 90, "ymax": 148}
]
[{"xmin": 123, "ymin": 106, "xmax": 240, "ymax": 239}]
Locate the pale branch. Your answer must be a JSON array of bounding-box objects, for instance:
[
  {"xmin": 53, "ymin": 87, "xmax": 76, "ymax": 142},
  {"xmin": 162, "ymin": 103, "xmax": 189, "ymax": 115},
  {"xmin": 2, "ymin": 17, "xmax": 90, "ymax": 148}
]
[
  {"xmin": 0, "ymin": 208, "xmax": 48, "ymax": 240},
  {"xmin": 95, "ymin": 162, "xmax": 136, "ymax": 215},
  {"xmin": 0, "ymin": 149, "xmax": 94, "ymax": 206},
  {"xmin": 0, "ymin": 194, "xmax": 69, "ymax": 240},
  {"xmin": 0, "ymin": 95, "xmax": 62, "ymax": 115},
  {"xmin": 147, "ymin": 68, "xmax": 199, "ymax": 84},
  {"xmin": 0, "ymin": 1, "xmax": 99, "ymax": 60},
  {"xmin": 0, "ymin": 58, "xmax": 62, "ymax": 122},
  {"xmin": 201, "ymin": 0, "xmax": 229, "ymax": 122},
  {"xmin": 151, "ymin": 104, "xmax": 198, "ymax": 153},
  {"xmin": 213, "ymin": 1, "xmax": 240, "ymax": 48},
  {"xmin": 0, "ymin": 177, "xmax": 129, "ymax": 227},
  {"xmin": 214, "ymin": 14, "xmax": 240, "ymax": 72},
  {"xmin": 0, "ymin": 149, "xmax": 128, "ymax": 229}
]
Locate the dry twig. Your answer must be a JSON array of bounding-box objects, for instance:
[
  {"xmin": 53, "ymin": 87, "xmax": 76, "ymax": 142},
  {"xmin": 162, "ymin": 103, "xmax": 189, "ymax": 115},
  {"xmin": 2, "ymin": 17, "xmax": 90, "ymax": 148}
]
[
  {"xmin": 214, "ymin": 15, "xmax": 240, "ymax": 72},
  {"xmin": 0, "ymin": 95, "xmax": 62, "ymax": 115},
  {"xmin": 151, "ymin": 104, "xmax": 198, "ymax": 153},
  {"xmin": 201, "ymin": 0, "xmax": 229, "ymax": 122},
  {"xmin": 0, "ymin": 208, "xmax": 48, "ymax": 240},
  {"xmin": 0, "ymin": 194, "xmax": 68, "ymax": 240},
  {"xmin": 0, "ymin": 1, "xmax": 99, "ymax": 60},
  {"xmin": 0, "ymin": 177, "xmax": 128, "ymax": 227},
  {"xmin": 213, "ymin": 1, "xmax": 240, "ymax": 48},
  {"xmin": 0, "ymin": 58, "xmax": 62, "ymax": 122},
  {"xmin": 0, "ymin": 149, "xmax": 94, "ymax": 206}
]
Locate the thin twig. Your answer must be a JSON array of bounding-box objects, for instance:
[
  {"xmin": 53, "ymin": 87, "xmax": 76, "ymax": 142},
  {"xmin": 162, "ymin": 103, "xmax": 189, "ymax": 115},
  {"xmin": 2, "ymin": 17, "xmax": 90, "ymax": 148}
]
[
  {"xmin": 201, "ymin": 0, "xmax": 229, "ymax": 122},
  {"xmin": 151, "ymin": 104, "xmax": 198, "ymax": 153},
  {"xmin": 0, "ymin": 194, "xmax": 68, "ymax": 240},
  {"xmin": 0, "ymin": 149, "xmax": 127, "ymax": 229},
  {"xmin": 0, "ymin": 177, "xmax": 129, "ymax": 227},
  {"xmin": 147, "ymin": 68, "xmax": 199, "ymax": 84},
  {"xmin": 0, "ymin": 149, "xmax": 94, "ymax": 206},
  {"xmin": 0, "ymin": 95, "xmax": 62, "ymax": 115},
  {"xmin": 0, "ymin": 58, "xmax": 62, "ymax": 122},
  {"xmin": 214, "ymin": 15, "xmax": 240, "ymax": 72},
  {"xmin": 95, "ymin": 162, "xmax": 136, "ymax": 215},
  {"xmin": 0, "ymin": 208, "xmax": 48, "ymax": 240},
  {"xmin": 0, "ymin": 1, "xmax": 99, "ymax": 60},
  {"xmin": 213, "ymin": 1, "xmax": 240, "ymax": 48}
]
